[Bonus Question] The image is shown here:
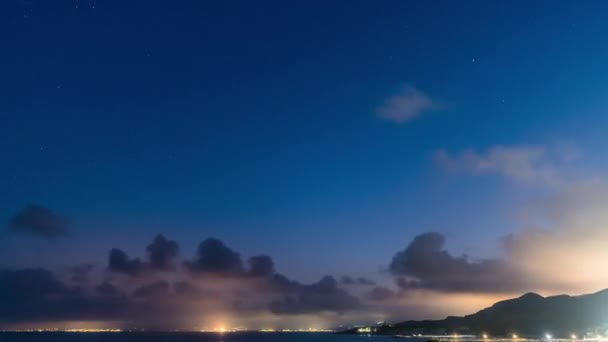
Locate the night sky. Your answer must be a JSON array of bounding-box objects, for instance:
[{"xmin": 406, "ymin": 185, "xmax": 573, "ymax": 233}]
[{"xmin": 2, "ymin": 0, "xmax": 608, "ymax": 330}]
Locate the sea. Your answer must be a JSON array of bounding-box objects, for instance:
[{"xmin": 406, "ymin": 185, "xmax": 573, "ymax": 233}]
[{"xmin": 0, "ymin": 332, "xmax": 395, "ymax": 342}]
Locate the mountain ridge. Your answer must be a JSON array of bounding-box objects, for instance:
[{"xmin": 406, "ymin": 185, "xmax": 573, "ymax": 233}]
[{"xmin": 348, "ymin": 288, "xmax": 608, "ymax": 336}]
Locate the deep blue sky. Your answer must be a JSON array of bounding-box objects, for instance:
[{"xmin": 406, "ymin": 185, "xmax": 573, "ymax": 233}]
[{"xmin": 2, "ymin": 0, "xmax": 608, "ymax": 284}]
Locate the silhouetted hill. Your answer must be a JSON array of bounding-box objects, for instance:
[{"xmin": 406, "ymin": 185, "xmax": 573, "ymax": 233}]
[{"xmin": 346, "ymin": 289, "xmax": 608, "ymax": 337}]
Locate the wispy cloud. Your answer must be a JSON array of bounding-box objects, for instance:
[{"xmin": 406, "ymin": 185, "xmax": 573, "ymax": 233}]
[
  {"xmin": 435, "ymin": 144, "xmax": 579, "ymax": 187},
  {"xmin": 376, "ymin": 85, "xmax": 436, "ymax": 124}
]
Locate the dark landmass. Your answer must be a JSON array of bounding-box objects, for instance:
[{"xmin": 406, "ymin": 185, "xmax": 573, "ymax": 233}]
[{"xmin": 341, "ymin": 289, "xmax": 608, "ymax": 337}]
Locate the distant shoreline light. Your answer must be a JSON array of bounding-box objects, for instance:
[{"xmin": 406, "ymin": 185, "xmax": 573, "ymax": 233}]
[
  {"xmin": 0, "ymin": 328, "xmax": 335, "ymax": 334},
  {"xmin": 0, "ymin": 329, "xmax": 123, "ymax": 333}
]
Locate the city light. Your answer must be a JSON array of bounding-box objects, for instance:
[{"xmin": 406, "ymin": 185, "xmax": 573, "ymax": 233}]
[
  {"xmin": 571, "ymin": 334, "xmax": 577, "ymax": 339},
  {"xmin": 512, "ymin": 334, "xmax": 519, "ymax": 339},
  {"xmin": 545, "ymin": 334, "xmax": 552, "ymax": 340},
  {"xmin": 482, "ymin": 334, "xmax": 489, "ymax": 339},
  {"xmin": 357, "ymin": 327, "xmax": 372, "ymax": 333},
  {"xmin": 0, "ymin": 328, "xmax": 123, "ymax": 333}
]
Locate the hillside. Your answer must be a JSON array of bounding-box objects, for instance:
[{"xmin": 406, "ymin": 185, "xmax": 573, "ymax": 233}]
[{"xmin": 351, "ymin": 289, "xmax": 608, "ymax": 337}]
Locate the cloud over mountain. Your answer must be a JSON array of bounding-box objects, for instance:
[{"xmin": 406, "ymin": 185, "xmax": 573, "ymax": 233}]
[{"xmin": 389, "ymin": 232, "xmax": 526, "ymax": 293}]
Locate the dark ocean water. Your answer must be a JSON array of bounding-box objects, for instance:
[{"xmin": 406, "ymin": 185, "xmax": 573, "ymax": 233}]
[{"xmin": 0, "ymin": 332, "xmax": 391, "ymax": 342}]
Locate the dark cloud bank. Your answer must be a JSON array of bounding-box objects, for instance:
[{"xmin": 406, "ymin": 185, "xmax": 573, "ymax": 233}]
[
  {"xmin": 2, "ymin": 207, "xmax": 537, "ymax": 329},
  {"xmin": 0, "ymin": 231, "xmax": 368, "ymax": 328}
]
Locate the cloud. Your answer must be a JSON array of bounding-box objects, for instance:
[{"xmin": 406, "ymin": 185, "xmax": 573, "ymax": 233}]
[
  {"xmin": 173, "ymin": 281, "xmax": 206, "ymax": 297},
  {"xmin": 132, "ymin": 281, "xmax": 170, "ymax": 298},
  {"xmin": 0, "ymin": 268, "xmax": 123, "ymax": 323},
  {"xmin": 270, "ymin": 275, "xmax": 361, "ymax": 314},
  {"xmin": 0, "ymin": 233, "xmax": 539, "ymax": 328},
  {"xmin": 267, "ymin": 273, "xmax": 301, "ymax": 292},
  {"xmin": 0, "ymin": 268, "xmax": 70, "ymax": 299},
  {"xmin": 366, "ymin": 286, "xmax": 396, "ymax": 301},
  {"xmin": 7, "ymin": 204, "xmax": 71, "ymax": 239},
  {"xmin": 0, "ymin": 268, "xmax": 131, "ymax": 324},
  {"xmin": 0, "ymin": 236, "xmax": 367, "ymax": 328},
  {"xmin": 107, "ymin": 248, "xmax": 143, "ymax": 276},
  {"xmin": 389, "ymin": 232, "xmax": 525, "ymax": 293},
  {"xmin": 71, "ymin": 264, "xmax": 94, "ymax": 283},
  {"xmin": 430, "ymin": 143, "xmax": 608, "ymax": 295},
  {"xmin": 340, "ymin": 275, "xmax": 355, "ymax": 285},
  {"xmin": 376, "ymin": 85, "xmax": 436, "ymax": 124},
  {"xmin": 106, "ymin": 235, "xmax": 180, "ymax": 276},
  {"xmin": 184, "ymin": 238, "xmax": 244, "ymax": 275},
  {"xmin": 385, "ymin": 175, "xmax": 608, "ymax": 296},
  {"xmin": 356, "ymin": 277, "xmax": 376, "ymax": 286},
  {"xmin": 146, "ymin": 234, "xmax": 179, "ymax": 270},
  {"xmin": 435, "ymin": 144, "xmax": 579, "ymax": 186},
  {"xmin": 248, "ymin": 255, "xmax": 275, "ymax": 277},
  {"xmin": 0, "ymin": 267, "xmax": 175, "ymax": 325},
  {"xmin": 340, "ymin": 275, "xmax": 376, "ymax": 286},
  {"xmin": 96, "ymin": 282, "xmax": 120, "ymax": 296},
  {"xmin": 3, "ymin": 144, "xmax": 599, "ymax": 328}
]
